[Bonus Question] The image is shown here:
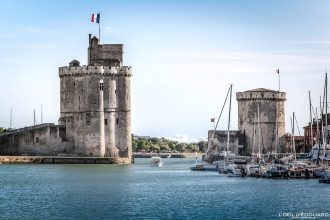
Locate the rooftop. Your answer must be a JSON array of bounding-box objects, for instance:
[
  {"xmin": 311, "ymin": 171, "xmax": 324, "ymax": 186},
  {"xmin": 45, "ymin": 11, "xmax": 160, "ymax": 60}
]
[{"xmin": 244, "ymin": 88, "xmax": 278, "ymax": 93}]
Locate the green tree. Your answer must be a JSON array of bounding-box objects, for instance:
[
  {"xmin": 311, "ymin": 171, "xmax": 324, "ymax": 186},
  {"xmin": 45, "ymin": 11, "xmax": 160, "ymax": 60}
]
[
  {"xmin": 159, "ymin": 142, "xmax": 170, "ymax": 152},
  {"xmin": 0, "ymin": 127, "xmax": 7, "ymax": 133}
]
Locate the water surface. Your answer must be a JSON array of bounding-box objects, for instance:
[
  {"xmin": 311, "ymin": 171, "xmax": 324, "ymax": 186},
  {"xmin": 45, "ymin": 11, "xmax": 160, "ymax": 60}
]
[{"xmin": 0, "ymin": 158, "xmax": 329, "ymax": 219}]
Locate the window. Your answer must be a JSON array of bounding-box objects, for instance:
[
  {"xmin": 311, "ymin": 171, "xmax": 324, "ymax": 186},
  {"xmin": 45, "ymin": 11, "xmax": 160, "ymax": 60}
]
[
  {"xmin": 86, "ymin": 113, "xmax": 91, "ymax": 125},
  {"xmin": 99, "ymin": 82, "xmax": 104, "ymax": 91},
  {"xmin": 73, "ymin": 82, "xmax": 75, "ymax": 87},
  {"xmin": 116, "ymin": 118, "xmax": 119, "ymax": 125},
  {"xmin": 105, "ymin": 119, "xmax": 108, "ymax": 125},
  {"xmin": 36, "ymin": 137, "xmax": 39, "ymax": 143}
]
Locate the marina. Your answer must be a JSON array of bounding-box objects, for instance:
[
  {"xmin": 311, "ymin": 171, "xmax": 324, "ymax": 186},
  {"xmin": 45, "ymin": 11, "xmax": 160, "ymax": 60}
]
[{"xmin": 0, "ymin": 157, "xmax": 329, "ymax": 219}]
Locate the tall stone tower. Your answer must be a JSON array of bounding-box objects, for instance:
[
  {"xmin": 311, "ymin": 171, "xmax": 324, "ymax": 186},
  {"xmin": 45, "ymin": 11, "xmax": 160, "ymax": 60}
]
[
  {"xmin": 236, "ymin": 88, "xmax": 286, "ymax": 155},
  {"xmin": 58, "ymin": 34, "xmax": 132, "ymax": 162}
]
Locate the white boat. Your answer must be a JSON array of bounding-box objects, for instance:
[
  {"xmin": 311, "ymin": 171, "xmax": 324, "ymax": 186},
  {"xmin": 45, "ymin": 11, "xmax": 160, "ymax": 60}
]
[
  {"xmin": 190, "ymin": 163, "xmax": 218, "ymax": 171},
  {"xmin": 246, "ymin": 163, "xmax": 260, "ymax": 176},
  {"xmin": 150, "ymin": 157, "xmax": 163, "ymax": 167},
  {"xmin": 227, "ymin": 163, "xmax": 243, "ymax": 177}
]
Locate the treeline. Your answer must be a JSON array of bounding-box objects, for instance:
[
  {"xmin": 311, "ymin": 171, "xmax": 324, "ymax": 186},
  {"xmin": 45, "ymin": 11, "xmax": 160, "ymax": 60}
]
[
  {"xmin": 0, "ymin": 127, "xmax": 13, "ymax": 133},
  {"xmin": 132, "ymin": 135, "xmax": 207, "ymax": 153},
  {"xmin": 0, "ymin": 128, "xmax": 207, "ymax": 153}
]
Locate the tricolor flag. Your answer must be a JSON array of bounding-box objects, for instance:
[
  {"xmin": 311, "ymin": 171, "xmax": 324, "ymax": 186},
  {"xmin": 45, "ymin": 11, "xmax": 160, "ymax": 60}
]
[
  {"xmin": 210, "ymin": 118, "xmax": 215, "ymax": 122},
  {"xmin": 91, "ymin": 13, "xmax": 100, "ymax": 23}
]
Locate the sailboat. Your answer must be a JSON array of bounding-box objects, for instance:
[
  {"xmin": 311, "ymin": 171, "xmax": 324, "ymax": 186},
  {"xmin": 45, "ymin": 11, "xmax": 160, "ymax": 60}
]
[
  {"xmin": 192, "ymin": 84, "xmax": 235, "ymax": 171},
  {"xmin": 204, "ymin": 84, "xmax": 235, "ymax": 163}
]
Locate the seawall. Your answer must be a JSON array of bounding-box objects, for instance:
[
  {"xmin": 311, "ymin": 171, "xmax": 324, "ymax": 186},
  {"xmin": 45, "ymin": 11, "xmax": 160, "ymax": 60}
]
[{"xmin": 0, "ymin": 156, "xmax": 132, "ymax": 164}]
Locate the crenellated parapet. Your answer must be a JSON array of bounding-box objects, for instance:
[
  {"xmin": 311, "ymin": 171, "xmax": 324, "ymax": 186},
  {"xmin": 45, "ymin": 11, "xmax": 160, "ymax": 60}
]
[
  {"xmin": 236, "ymin": 88, "xmax": 286, "ymax": 101},
  {"xmin": 59, "ymin": 65, "xmax": 132, "ymax": 77}
]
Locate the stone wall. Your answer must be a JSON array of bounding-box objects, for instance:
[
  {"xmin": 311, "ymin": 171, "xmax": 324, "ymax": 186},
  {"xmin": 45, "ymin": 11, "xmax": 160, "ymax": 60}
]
[
  {"xmin": 236, "ymin": 88, "xmax": 286, "ymax": 155},
  {"xmin": 58, "ymin": 35, "xmax": 132, "ymax": 159},
  {"xmin": 0, "ymin": 124, "xmax": 70, "ymax": 156},
  {"xmin": 58, "ymin": 65, "xmax": 132, "ymax": 157},
  {"xmin": 88, "ymin": 35, "xmax": 124, "ymax": 66},
  {"xmin": 0, "ymin": 34, "xmax": 133, "ymax": 163},
  {"xmin": 207, "ymin": 130, "xmax": 246, "ymax": 156}
]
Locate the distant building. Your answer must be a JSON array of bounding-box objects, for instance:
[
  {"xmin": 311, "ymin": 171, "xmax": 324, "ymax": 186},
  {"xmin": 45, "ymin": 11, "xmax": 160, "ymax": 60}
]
[
  {"xmin": 207, "ymin": 130, "xmax": 246, "ymax": 156},
  {"xmin": 205, "ymin": 88, "xmax": 287, "ymax": 158},
  {"xmin": 303, "ymin": 113, "xmax": 330, "ymax": 153},
  {"xmin": 279, "ymin": 133, "xmax": 305, "ymax": 153}
]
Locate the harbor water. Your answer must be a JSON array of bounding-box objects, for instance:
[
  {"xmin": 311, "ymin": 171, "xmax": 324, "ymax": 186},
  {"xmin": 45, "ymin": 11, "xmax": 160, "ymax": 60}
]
[{"xmin": 0, "ymin": 158, "xmax": 329, "ymax": 219}]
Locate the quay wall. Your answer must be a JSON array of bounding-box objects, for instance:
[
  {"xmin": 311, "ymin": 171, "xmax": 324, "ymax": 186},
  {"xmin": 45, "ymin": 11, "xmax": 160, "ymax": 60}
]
[
  {"xmin": 0, "ymin": 124, "xmax": 71, "ymax": 156},
  {"xmin": 0, "ymin": 156, "xmax": 131, "ymax": 164}
]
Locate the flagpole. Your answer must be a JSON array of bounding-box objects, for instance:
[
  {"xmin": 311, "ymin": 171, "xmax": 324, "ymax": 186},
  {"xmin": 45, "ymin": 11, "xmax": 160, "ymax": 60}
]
[
  {"xmin": 278, "ymin": 69, "xmax": 280, "ymax": 92},
  {"xmin": 98, "ymin": 12, "xmax": 101, "ymax": 42}
]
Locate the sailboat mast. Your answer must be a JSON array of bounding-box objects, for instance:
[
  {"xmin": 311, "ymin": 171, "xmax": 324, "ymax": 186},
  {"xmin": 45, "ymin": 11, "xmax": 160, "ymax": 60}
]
[
  {"xmin": 10, "ymin": 108, "xmax": 12, "ymax": 129},
  {"xmin": 205, "ymin": 85, "xmax": 231, "ymax": 161},
  {"xmin": 41, "ymin": 104, "xmax": 43, "ymax": 124},
  {"xmin": 316, "ymin": 107, "xmax": 321, "ymax": 162},
  {"xmin": 293, "ymin": 112, "xmax": 296, "ymax": 160},
  {"xmin": 325, "ymin": 72, "xmax": 328, "ymax": 147},
  {"xmin": 309, "ymin": 91, "xmax": 313, "ymax": 152},
  {"xmin": 258, "ymin": 104, "xmax": 261, "ymax": 158},
  {"xmin": 33, "ymin": 109, "xmax": 36, "ymax": 126},
  {"xmin": 275, "ymin": 97, "xmax": 279, "ymax": 159},
  {"xmin": 226, "ymin": 84, "xmax": 233, "ymax": 152},
  {"xmin": 252, "ymin": 115, "xmax": 255, "ymax": 156},
  {"xmin": 320, "ymin": 96, "xmax": 325, "ymax": 146},
  {"xmin": 316, "ymin": 108, "xmax": 319, "ymax": 145}
]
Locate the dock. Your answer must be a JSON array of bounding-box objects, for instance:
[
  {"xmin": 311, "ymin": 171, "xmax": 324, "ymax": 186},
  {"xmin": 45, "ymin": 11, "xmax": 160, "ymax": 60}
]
[
  {"xmin": 319, "ymin": 177, "xmax": 330, "ymax": 184},
  {"xmin": 0, "ymin": 156, "xmax": 132, "ymax": 164}
]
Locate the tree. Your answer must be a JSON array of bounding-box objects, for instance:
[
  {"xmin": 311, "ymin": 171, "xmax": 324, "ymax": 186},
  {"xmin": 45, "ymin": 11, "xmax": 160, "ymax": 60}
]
[
  {"xmin": 159, "ymin": 142, "xmax": 170, "ymax": 152},
  {"xmin": 197, "ymin": 141, "xmax": 207, "ymax": 152},
  {"xmin": 0, "ymin": 127, "xmax": 7, "ymax": 133}
]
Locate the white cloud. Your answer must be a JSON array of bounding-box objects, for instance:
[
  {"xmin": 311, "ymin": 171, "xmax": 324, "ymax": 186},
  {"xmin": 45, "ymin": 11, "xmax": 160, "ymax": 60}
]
[{"xmin": 164, "ymin": 134, "xmax": 207, "ymax": 143}]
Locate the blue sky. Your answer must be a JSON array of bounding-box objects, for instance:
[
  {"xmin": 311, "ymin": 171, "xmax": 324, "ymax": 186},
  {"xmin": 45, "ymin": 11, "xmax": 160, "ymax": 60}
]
[{"xmin": 1, "ymin": 0, "xmax": 330, "ymax": 141}]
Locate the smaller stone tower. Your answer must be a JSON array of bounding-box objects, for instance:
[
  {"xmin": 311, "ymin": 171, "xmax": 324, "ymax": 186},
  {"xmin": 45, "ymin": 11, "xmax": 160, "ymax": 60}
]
[{"xmin": 236, "ymin": 88, "xmax": 286, "ymax": 155}]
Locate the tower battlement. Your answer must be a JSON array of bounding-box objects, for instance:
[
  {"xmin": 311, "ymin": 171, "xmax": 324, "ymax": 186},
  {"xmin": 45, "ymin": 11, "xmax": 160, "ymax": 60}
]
[
  {"xmin": 236, "ymin": 88, "xmax": 286, "ymax": 101},
  {"xmin": 59, "ymin": 65, "xmax": 132, "ymax": 77}
]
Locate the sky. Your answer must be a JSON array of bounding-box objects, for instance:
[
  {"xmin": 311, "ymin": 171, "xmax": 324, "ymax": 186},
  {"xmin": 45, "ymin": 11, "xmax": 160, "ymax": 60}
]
[{"xmin": 1, "ymin": 0, "xmax": 330, "ymax": 142}]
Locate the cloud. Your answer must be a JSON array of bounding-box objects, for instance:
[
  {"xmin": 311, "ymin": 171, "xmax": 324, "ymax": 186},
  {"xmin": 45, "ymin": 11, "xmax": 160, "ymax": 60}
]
[{"xmin": 164, "ymin": 134, "xmax": 207, "ymax": 143}]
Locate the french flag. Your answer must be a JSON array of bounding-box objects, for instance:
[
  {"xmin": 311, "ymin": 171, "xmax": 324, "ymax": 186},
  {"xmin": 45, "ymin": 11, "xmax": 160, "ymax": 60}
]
[{"xmin": 91, "ymin": 13, "xmax": 100, "ymax": 23}]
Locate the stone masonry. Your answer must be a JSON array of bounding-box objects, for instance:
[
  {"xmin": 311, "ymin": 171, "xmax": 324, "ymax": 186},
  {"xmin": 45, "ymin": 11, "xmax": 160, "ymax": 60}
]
[
  {"xmin": 58, "ymin": 35, "xmax": 132, "ymax": 159},
  {"xmin": 236, "ymin": 88, "xmax": 286, "ymax": 155},
  {"xmin": 0, "ymin": 34, "xmax": 132, "ymax": 163}
]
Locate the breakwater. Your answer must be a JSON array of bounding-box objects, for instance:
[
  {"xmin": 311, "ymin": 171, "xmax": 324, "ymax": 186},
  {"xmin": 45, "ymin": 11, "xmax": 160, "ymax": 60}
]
[{"xmin": 133, "ymin": 152, "xmax": 186, "ymax": 158}]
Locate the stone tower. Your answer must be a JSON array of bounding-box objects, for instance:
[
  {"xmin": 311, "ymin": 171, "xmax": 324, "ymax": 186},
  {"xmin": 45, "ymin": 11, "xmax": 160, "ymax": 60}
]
[
  {"xmin": 236, "ymin": 88, "xmax": 286, "ymax": 155},
  {"xmin": 58, "ymin": 35, "xmax": 132, "ymax": 162}
]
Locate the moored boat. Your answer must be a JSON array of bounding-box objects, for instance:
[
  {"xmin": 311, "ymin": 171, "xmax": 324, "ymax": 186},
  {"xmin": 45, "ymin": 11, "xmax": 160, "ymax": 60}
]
[
  {"xmin": 190, "ymin": 163, "xmax": 218, "ymax": 171},
  {"xmin": 267, "ymin": 165, "xmax": 288, "ymax": 178},
  {"xmin": 151, "ymin": 156, "xmax": 163, "ymax": 167}
]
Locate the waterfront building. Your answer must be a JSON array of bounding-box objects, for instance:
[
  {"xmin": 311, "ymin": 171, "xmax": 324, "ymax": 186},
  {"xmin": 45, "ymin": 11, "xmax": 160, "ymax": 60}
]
[
  {"xmin": 0, "ymin": 35, "xmax": 132, "ymax": 163},
  {"xmin": 207, "ymin": 130, "xmax": 246, "ymax": 157},
  {"xmin": 236, "ymin": 88, "xmax": 286, "ymax": 155}
]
